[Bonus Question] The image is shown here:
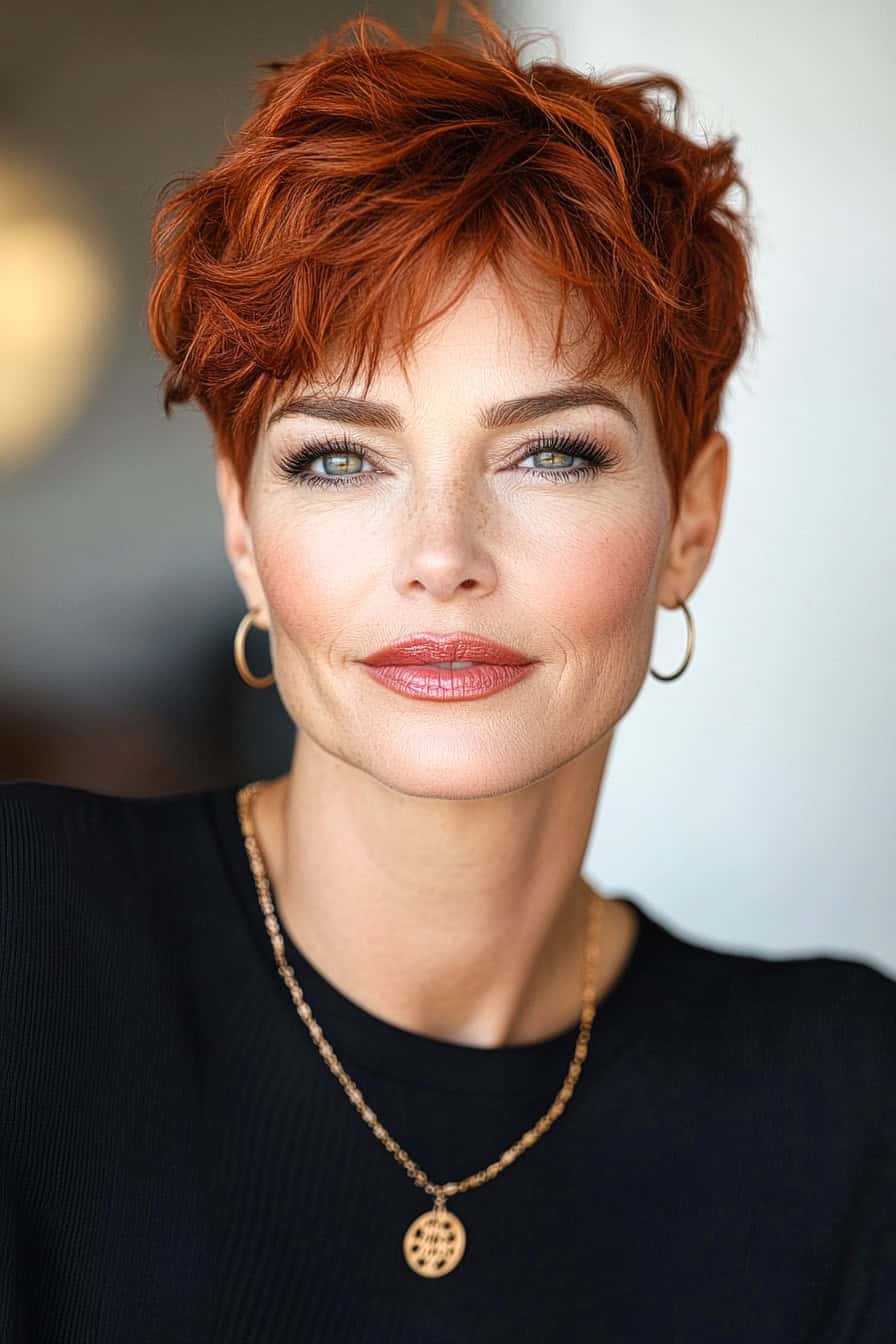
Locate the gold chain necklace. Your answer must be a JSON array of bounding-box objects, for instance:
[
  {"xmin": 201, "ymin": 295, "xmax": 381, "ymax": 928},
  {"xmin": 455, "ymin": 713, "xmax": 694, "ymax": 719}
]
[{"xmin": 235, "ymin": 779, "xmax": 606, "ymax": 1278}]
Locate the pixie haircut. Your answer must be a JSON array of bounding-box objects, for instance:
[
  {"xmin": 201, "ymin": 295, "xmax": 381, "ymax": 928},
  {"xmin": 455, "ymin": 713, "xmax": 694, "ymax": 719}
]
[{"xmin": 147, "ymin": 0, "xmax": 757, "ymax": 519}]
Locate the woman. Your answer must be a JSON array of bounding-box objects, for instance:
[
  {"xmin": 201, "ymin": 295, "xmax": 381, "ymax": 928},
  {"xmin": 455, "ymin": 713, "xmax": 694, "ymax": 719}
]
[{"xmin": 2, "ymin": 1, "xmax": 893, "ymax": 1339}]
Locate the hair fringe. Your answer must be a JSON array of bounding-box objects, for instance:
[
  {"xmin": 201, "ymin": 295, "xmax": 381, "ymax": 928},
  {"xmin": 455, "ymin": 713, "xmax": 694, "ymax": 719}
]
[{"xmin": 147, "ymin": 0, "xmax": 757, "ymax": 517}]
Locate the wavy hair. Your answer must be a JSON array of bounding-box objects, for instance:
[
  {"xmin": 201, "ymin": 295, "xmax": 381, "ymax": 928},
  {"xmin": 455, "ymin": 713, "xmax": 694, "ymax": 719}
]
[{"xmin": 147, "ymin": 0, "xmax": 757, "ymax": 517}]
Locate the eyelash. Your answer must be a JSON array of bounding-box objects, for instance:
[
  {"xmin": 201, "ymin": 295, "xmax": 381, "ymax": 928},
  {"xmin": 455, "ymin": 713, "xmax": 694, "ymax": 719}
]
[{"xmin": 273, "ymin": 428, "xmax": 621, "ymax": 490}]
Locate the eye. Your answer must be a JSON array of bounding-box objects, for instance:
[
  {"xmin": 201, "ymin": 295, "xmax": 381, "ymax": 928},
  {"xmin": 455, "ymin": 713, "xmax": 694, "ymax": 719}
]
[
  {"xmin": 515, "ymin": 429, "xmax": 621, "ymax": 482},
  {"xmin": 273, "ymin": 432, "xmax": 374, "ymax": 489},
  {"xmin": 273, "ymin": 427, "xmax": 621, "ymax": 489}
]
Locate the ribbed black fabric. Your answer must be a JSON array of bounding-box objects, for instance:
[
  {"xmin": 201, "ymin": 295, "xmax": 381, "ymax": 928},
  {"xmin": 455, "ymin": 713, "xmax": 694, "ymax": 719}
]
[{"xmin": 1, "ymin": 777, "xmax": 894, "ymax": 1343}]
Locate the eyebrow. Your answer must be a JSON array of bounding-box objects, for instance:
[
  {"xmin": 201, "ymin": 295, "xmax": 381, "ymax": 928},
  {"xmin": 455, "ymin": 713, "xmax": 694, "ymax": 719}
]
[{"xmin": 265, "ymin": 381, "xmax": 639, "ymax": 435}]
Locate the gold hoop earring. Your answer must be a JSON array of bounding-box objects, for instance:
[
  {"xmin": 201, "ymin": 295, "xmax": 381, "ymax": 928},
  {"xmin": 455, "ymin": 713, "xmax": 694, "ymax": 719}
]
[
  {"xmin": 649, "ymin": 598, "xmax": 694, "ymax": 681},
  {"xmin": 234, "ymin": 607, "xmax": 275, "ymax": 688}
]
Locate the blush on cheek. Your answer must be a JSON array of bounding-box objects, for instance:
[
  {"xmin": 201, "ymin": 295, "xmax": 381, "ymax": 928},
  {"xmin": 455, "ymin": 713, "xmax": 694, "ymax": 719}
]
[
  {"xmin": 255, "ymin": 520, "xmax": 363, "ymax": 661},
  {"xmin": 253, "ymin": 531, "xmax": 316, "ymax": 646},
  {"xmin": 538, "ymin": 509, "xmax": 664, "ymax": 650}
]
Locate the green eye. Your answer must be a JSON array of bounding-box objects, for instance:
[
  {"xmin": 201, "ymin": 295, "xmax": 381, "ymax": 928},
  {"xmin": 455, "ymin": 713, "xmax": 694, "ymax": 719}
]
[{"xmin": 275, "ymin": 428, "xmax": 620, "ymax": 489}]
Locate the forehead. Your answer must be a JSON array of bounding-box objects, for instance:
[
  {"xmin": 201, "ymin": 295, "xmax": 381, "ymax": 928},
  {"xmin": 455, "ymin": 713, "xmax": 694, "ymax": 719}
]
[{"xmin": 267, "ymin": 258, "xmax": 652, "ymax": 435}]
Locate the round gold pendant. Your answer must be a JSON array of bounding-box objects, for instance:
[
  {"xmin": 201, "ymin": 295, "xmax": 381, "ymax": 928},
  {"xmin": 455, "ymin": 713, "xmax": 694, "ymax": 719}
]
[{"xmin": 403, "ymin": 1205, "xmax": 466, "ymax": 1277}]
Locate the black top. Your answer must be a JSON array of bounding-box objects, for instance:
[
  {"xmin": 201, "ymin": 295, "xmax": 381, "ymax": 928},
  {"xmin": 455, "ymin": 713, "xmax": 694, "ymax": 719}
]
[{"xmin": 1, "ymin": 779, "xmax": 894, "ymax": 1344}]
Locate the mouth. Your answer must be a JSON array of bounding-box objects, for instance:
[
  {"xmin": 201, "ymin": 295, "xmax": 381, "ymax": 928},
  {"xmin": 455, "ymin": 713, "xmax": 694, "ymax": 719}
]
[
  {"xmin": 360, "ymin": 631, "xmax": 533, "ymax": 667},
  {"xmin": 359, "ymin": 659, "xmax": 536, "ymax": 702},
  {"xmin": 358, "ymin": 632, "xmax": 536, "ymax": 701}
]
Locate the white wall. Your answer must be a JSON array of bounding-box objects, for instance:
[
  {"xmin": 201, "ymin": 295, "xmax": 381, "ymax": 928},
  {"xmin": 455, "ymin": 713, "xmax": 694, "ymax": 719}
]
[{"xmin": 502, "ymin": 0, "xmax": 895, "ymax": 972}]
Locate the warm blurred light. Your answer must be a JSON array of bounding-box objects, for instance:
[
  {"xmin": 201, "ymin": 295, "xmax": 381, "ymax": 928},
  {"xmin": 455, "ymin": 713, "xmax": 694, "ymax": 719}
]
[{"xmin": 0, "ymin": 147, "xmax": 117, "ymax": 473}]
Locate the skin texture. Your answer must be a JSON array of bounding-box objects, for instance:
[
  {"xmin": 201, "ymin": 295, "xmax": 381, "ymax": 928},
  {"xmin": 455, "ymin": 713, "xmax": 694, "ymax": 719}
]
[{"xmin": 216, "ymin": 260, "xmax": 728, "ymax": 1049}]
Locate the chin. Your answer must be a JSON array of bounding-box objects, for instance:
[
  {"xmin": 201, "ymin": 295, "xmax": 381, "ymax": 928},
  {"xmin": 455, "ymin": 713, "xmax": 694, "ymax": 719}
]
[{"xmin": 353, "ymin": 738, "xmax": 564, "ymax": 802}]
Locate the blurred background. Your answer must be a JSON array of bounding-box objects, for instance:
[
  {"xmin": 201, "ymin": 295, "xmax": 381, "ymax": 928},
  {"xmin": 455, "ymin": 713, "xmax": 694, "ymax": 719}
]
[{"xmin": 2, "ymin": 0, "xmax": 894, "ymax": 971}]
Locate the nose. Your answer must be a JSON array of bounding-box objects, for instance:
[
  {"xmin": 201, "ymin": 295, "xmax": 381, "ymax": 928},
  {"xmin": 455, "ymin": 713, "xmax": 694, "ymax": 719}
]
[{"xmin": 391, "ymin": 481, "xmax": 497, "ymax": 601}]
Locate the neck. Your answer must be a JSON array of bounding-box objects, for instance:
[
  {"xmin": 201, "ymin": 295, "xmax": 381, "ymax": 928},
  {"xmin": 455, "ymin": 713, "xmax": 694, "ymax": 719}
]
[{"xmin": 248, "ymin": 729, "xmax": 631, "ymax": 1049}]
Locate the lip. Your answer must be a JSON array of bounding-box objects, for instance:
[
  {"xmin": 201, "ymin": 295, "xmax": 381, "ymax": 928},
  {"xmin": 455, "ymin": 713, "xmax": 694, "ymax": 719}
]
[
  {"xmin": 360, "ymin": 632, "xmax": 533, "ymax": 666},
  {"xmin": 361, "ymin": 661, "xmax": 536, "ymax": 702}
]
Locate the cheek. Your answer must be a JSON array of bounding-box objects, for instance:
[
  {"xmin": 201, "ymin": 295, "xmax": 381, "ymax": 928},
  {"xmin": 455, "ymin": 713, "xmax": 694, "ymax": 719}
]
[
  {"xmin": 254, "ymin": 515, "xmax": 359, "ymax": 647},
  {"xmin": 523, "ymin": 505, "xmax": 664, "ymax": 650},
  {"xmin": 252, "ymin": 489, "xmax": 665, "ymax": 663}
]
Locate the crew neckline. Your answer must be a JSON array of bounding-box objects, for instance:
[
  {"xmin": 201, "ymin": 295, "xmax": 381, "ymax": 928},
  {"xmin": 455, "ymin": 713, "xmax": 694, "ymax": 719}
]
[{"xmin": 208, "ymin": 782, "xmax": 664, "ymax": 1095}]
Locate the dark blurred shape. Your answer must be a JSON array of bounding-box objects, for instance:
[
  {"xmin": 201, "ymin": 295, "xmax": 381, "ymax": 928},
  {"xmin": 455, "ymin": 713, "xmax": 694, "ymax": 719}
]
[{"xmin": 0, "ymin": 612, "xmax": 296, "ymax": 794}]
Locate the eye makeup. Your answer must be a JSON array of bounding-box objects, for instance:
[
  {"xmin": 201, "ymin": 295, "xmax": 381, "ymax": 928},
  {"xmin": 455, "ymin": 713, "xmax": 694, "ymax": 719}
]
[{"xmin": 273, "ymin": 427, "xmax": 622, "ymax": 490}]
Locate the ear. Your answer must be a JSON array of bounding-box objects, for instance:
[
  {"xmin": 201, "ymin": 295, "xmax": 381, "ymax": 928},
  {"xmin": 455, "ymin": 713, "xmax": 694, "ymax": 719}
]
[
  {"xmin": 657, "ymin": 430, "xmax": 729, "ymax": 608},
  {"xmin": 214, "ymin": 454, "xmax": 271, "ymax": 628}
]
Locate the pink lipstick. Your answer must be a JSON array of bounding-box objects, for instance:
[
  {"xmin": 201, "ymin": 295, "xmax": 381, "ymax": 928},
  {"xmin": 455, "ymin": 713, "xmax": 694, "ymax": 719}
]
[{"xmin": 359, "ymin": 632, "xmax": 536, "ymax": 702}]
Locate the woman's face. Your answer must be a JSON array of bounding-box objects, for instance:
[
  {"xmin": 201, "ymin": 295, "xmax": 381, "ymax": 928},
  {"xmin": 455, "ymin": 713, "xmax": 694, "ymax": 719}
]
[{"xmin": 218, "ymin": 262, "xmax": 718, "ymax": 800}]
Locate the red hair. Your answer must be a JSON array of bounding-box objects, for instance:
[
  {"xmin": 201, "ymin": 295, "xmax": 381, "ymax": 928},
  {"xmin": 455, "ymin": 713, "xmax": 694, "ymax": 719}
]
[{"xmin": 147, "ymin": 0, "xmax": 757, "ymax": 518}]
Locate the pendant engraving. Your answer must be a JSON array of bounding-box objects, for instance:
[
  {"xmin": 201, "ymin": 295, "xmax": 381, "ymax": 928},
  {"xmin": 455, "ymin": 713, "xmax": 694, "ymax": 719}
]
[{"xmin": 403, "ymin": 1203, "xmax": 466, "ymax": 1276}]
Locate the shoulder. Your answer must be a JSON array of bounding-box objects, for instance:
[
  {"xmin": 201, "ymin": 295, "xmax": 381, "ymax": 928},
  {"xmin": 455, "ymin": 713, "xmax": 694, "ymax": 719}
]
[
  {"xmin": 719, "ymin": 935, "xmax": 895, "ymax": 1064},
  {"xmin": 0, "ymin": 777, "xmax": 122, "ymax": 912},
  {"xmin": 0, "ymin": 775, "xmax": 221, "ymax": 972},
  {"xmin": 641, "ymin": 897, "xmax": 895, "ymax": 1025},
  {"xmin": 0, "ymin": 780, "xmax": 236, "ymax": 1175},
  {"xmin": 635, "ymin": 896, "xmax": 896, "ymax": 1018},
  {"xmin": 631, "ymin": 898, "xmax": 895, "ymax": 1116},
  {"xmin": 0, "ymin": 774, "xmax": 215, "ymax": 878},
  {"xmin": 1, "ymin": 774, "xmax": 139, "ymax": 856},
  {"xmin": 0, "ymin": 775, "xmax": 228, "ymax": 1076},
  {"xmin": 725, "ymin": 944, "xmax": 896, "ymax": 1251},
  {"xmin": 750, "ymin": 946, "xmax": 895, "ymax": 1111},
  {"xmin": 647, "ymin": 906, "xmax": 896, "ymax": 1143}
]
